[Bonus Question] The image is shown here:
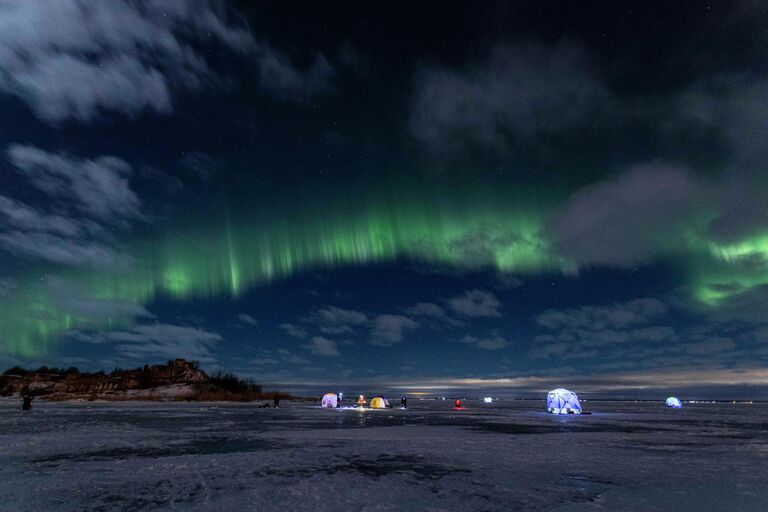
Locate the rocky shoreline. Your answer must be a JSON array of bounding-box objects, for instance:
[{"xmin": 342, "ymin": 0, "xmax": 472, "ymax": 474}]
[{"xmin": 1, "ymin": 359, "xmax": 286, "ymax": 402}]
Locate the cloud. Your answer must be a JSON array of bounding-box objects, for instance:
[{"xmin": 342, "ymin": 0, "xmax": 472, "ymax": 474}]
[
  {"xmin": 529, "ymin": 312, "xmax": 761, "ymax": 370},
  {"xmin": 405, "ymin": 302, "xmax": 447, "ymax": 318},
  {"xmin": 445, "ymin": 225, "xmax": 550, "ymax": 269},
  {"xmin": 668, "ymin": 75, "xmax": 768, "ymax": 244},
  {"xmin": 409, "ymin": 42, "xmax": 612, "ymax": 156},
  {"xmin": 693, "ymin": 282, "xmax": 768, "ymax": 325},
  {"xmin": 71, "ymin": 323, "xmax": 222, "ymax": 364},
  {"xmin": 303, "ymin": 336, "xmax": 340, "ymax": 357},
  {"xmin": 404, "ymin": 302, "xmax": 463, "ymax": 327},
  {"xmin": 0, "ymin": 195, "xmax": 90, "ymax": 237},
  {"xmin": 448, "ymin": 289, "xmax": 502, "ymax": 317},
  {"xmin": 549, "ymin": 164, "xmax": 703, "ymax": 267},
  {"xmin": 548, "ymin": 159, "xmax": 768, "ymax": 278},
  {"xmin": 0, "ymin": 145, "xmax": 142, "ymax": 268},
  {"xmin": 0, "ymin": 230, "xmax": 132, "ymax": 268},
  {"xmin": 238, "ymin": 313, "xmax": 257, "ymax": 326},
  {"xmin": 0, "ymin": 0, "xmax": 237, "ymax": 122},
  {"xmin": 179, "ymin": 152, "xmax": 226, "ymax": 182},
  {"xmin": 251, "ymin": 348, "xmax": 309, "ymax": 366},
  {"xmin": 706, "ymin": 176, "xmax": 768, "ymax": 245},
  {"xmin": 8, "ymin": 53, "xmax": 172, "ymax": 122},
  {"xmin": 531, "ymin": 298, "xmax": 676, "ymax": 359},
  {"xmin": 296, "ymin": 305, "xmax": 423, "ymax": 347},
  {"xmin": 46, "ymin": 276, "xmax": 152, "ymax": 323},
  {"xmin": 462, "ymin": 333, "xmax": 510, "ymax": 350},
  {"xmin": 255, "ymin": 46, "xmax": 334, "ymax": 102},
  {"xmin": 495, "ymin": 274, "xmax": 524, "ymax": 290},
  {"xmin": 304, "ymin": 305, "xmax": 368, "ymax": 335},
  {"xmin": 678, "ymin": 75, "xmax": 768, "ymax": 168},
  {"xmin": 0, "ymin": 0, "xmax": 333, "ymax": 123},
  {"xmin": 279, "ymin": 323, "xmax": 309, "ymax": 339},
  {"xmin": 535, "ymin": 298, "xmax": 668, "ymax": 331},
  {"xmin": 370, "ymin": 314, "xmax": 418, "ymax": 346},
  {"xmin": 275, "ymin": 348, "xmax": 310, "ymax": 365},
  {"xmin": 8, "ymin": 144, "xmax": 141, "ymax": 222}
]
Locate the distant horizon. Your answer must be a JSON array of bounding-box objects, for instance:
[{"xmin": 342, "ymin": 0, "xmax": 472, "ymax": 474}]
[{"xmin": 5, "ymin": 359, "xmax": 768, "ymax": 401}]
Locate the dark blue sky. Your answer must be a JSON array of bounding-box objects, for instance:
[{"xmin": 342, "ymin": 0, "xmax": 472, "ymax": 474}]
[{"xmin": 1, "ymin": 1, "xmax": 768, "ymax": 397}]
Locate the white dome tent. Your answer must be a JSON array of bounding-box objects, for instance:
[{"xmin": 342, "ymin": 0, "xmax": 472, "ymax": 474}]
[
  {"xmin": 321, "ymin": 393, "xmax": 338, "ymax": 408},
  {"xmin": 666, "ymin": 397, "xmax": 682, "ymax": 408},
  {"xmin": 547, "ymin": 388, "xmax": 582, "ymax": 415}
]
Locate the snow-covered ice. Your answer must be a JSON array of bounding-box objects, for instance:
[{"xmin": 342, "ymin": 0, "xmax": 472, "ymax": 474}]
[{"xmin": 1, "ymin": 398, "xmax": 766, "ymax": 511}]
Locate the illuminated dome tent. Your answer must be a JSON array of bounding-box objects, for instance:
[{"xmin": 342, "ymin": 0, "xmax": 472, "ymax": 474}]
[
  {"xmin": 666, "ymin": 397, "xmax": 682, "ymax": 408},
  {"xmin": 547, "ymin": 388, "xmax": 582, "ymax": 415},
  {"xmin": 369, "ymin": 397, "xmax": 390, "ymax": 409},
  {"xmin": 321, "ymin": 393, "xmax": 338, "ymax": 408},
  {"xmin": 483, "ymin": 397, "xmax": 493, "ymax": 404}
]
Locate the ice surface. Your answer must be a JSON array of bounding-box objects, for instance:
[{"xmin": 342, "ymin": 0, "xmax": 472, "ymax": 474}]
[{"xmin": 1, "ymin": 398, "xmax": 766, "ymax": 511}]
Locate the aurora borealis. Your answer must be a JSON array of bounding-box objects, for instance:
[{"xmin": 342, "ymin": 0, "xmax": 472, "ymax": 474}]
[{"xmin": 2, "ymin": 1, "xmax": 768, "ymax": 396}]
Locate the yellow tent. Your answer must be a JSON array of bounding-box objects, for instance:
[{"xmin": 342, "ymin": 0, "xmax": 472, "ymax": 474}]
[{"xmin": 370, "ymin": 397, "xmax": 387, "ymax": 409}]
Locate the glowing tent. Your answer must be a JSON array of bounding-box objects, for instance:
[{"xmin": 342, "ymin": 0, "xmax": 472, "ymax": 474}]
[
  {"xmin": 547, "ymin": 388, "xmax": 582, "ymax": 415},
  {"xmin": 321, "ymin": 393, "xmax": 338, "ymax": 408},
  {"xmin": 369, "ymin": 397, "xmax": 389, "ymax": 409},
  {"xmin": 483, "ymin": 397, "xmax": 493, "ymax": 404},
  {"xmin": 666, "ymin": 397, "xmax": 682, "ymax": 408}
]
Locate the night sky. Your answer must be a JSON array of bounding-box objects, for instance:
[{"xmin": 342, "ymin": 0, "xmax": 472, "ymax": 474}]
[{"xmin": 2, "ymin": 1, "xmax": 768, "ymax": 397}]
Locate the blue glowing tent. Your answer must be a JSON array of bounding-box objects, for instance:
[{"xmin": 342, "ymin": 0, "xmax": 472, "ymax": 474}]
[
  {"xmin": 666, "ymin": 396, "xmax": 682, "ymax": 408},
  {"xmin": 547, "ymin": 388, "xmax": 582, "ymax": 414}
]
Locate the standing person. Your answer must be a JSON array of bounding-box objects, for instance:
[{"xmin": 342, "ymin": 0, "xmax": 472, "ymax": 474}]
[
  {"xmin": 21, "ymin": 395, "xmax": 32, "ymax": 411},
  {"xmin": 455, "ymin": 399, "xmax": 462, "ymax": 409},
  {"xmin": 356, "ymin": 394, "xmax": 366, "ymax": 407},
  {"xmin": 273, "ymin": 394, "xmax": 280, "ymax": 408},
  {"xmin": 401, "ymin": 396, "xmax": 407, "ymax": 408}
]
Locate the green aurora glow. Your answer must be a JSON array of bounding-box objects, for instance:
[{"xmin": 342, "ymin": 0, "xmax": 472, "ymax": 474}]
[
  {"xmin": 0, "ymin": 185, "xmax": 568, "ymax": 355},
  {"xmin": 3, "ymin": 180, "xmax": 767, "ymax": 357},
  {"xmin": 691, "ymin": 233, "xmax": 768, "ymax": 306}
]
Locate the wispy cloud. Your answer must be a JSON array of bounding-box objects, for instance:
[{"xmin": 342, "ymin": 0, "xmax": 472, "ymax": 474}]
[
  {"xmin": 0, "ymin": 145, "xmax": 143, "ymax": 268},
  {"xmin": 0, "ymin": 0, "xmax": 333, "ymax": 123},
  {"xmin": 303, "ymin": 305, "xmax": 368, "ymax": 335},
  {"xmin": 70, "ymin": 322, "xmax": 222, "ymax": 364},
  {"xmin": 370, "ymin": 314, "xmax": 418, "ymax": 346},
  {"xmin": 410, "ymin": 42, "xmax": 613, "ymax": 157},
  {"xmin": 238, "ymin": 313, "xmax": 258, "ymax": 326},
  {"xmin": 303, "ymin": 336, "xmax": 341, "ymax": 357},
  {"xmin": 448, "ymin": 289, "xmax": 502, "ymax": 318},
  {"xmin": 280, "ymin": 323, "xmax": 309, "ymax": 339},
  {"xmin": 462, "ymin": 333, "xmax": 510, "ymax": 351},
  {"xmin": 68, "ymin": 323, "xmax": 223, "ymax": 364}
]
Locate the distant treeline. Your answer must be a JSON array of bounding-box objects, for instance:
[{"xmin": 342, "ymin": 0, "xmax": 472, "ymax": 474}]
[
  {"xmin": 207, "ymin": 370, "xmax": 262, "ymax": 394},
  {"xmin": 3, "ymin": 365, "xmax": 83, "ymax": 377}
]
